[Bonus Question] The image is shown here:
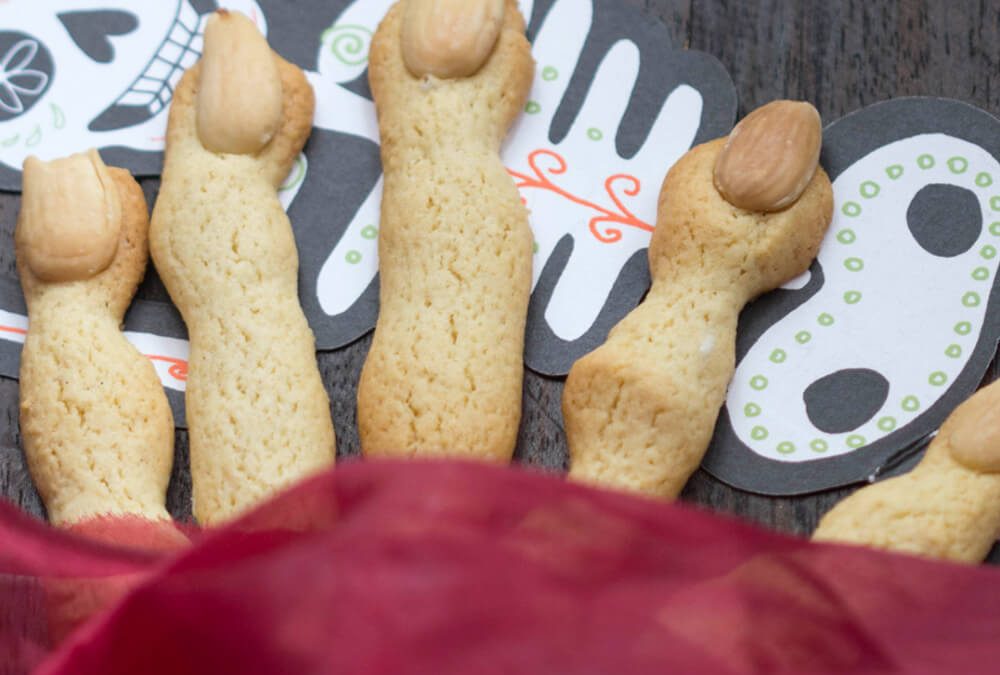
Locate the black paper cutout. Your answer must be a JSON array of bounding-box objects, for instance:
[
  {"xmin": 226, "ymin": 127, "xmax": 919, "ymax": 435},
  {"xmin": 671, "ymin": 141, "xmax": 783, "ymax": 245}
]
[
  {"xmin": 525, "ymin": 235, "xmax": 649, "ymax": 375},
  {"xmin": 0, "ymin": 0, "xmax": 736, "ymax": 367},
  {"xmin": 703, "ymin": 97, "xmax": 1000, "ymax": 496},
  {"xmin": 58, "ymin": 10, "xmax": 139, "ymax": 64},
  {"xmin": 281, "ymin": 0, "xmax": 737, "ymax": 358},
  {"xmin": 255, "ymin": 0, "xmax": 335, "ymax": 72}
]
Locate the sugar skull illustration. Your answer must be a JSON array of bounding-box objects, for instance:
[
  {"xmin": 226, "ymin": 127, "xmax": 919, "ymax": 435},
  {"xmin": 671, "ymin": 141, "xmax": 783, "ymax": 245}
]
[
  {"xmin": 705, "ymin": 98, "xmax": 1000, "ymax": 495},
  {"xmin": 0, "ymin": 0, "xmax": 266, "ymax": 188}
]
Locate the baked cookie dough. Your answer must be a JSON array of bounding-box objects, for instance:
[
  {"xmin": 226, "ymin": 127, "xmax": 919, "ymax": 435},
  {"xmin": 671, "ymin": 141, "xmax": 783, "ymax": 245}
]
[
  {"xmin": 563, "ymin": 101, "xmax": 833, "ymax": 498},
  {"xmin": 357, "ymin": 0, "xmax": 534, "ymax": 460},
  {"xmin": 17, "ymin": 150, "xmax": 176, "ymax": 530},
  {"xmin": 150, "ymin": 11, "xmax": 334, "ymax": 526},
  {"xmin": 814, "ymin": 379, "xmax": 1000, "ymax": 562}
]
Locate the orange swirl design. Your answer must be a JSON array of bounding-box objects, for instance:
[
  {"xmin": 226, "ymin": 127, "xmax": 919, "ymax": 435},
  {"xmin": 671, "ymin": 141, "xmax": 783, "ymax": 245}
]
[
  {"xmin": 508, "ymin": 149, "xmax": 653, "ymax": 244},
  {"xmin": 145, "ymin": 355, "xmax": 188, "ymax": 382},
  {"xmin": 0, "ymin": 325, "xmax": 188, "ymax": 385}
]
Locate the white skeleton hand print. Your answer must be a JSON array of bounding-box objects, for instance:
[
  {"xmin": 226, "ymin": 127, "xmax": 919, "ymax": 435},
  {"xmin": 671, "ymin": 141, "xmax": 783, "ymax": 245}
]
[
  {"xmin": 305, "ymin": 0, "xmax": 734, "ymax": 371},
  {"xmin": 504, "ymin": 0, "xmax": 708, "ymax": 373}
]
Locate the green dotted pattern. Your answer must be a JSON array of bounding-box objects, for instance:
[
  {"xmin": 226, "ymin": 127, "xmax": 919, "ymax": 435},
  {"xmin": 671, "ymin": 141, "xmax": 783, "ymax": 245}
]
[
  {"xmin": 742, "ymin": 150, "xmax": 999, "ymax": 458},
  {"xmin": 339, "ymin": 225, "xmax": 380, "ymax": 266},
  {"xmin": 777, "ymin": 441, "xmax": 795, "ymax": 454}
]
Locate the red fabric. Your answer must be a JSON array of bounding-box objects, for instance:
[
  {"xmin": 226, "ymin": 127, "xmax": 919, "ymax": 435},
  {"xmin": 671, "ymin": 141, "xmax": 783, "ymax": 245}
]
[
  {"xmin": 45, "ymin": 517, "xmax": 190, "ymax": 644},
  {"xmin": 2, "ymin": 460, "xmax": 999, "ymax": 674}
]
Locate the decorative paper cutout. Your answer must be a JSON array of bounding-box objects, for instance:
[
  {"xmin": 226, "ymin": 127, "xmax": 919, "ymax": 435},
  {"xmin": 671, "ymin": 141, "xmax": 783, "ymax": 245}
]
[
  {"xmin": 0, "ymin": 8, "xmax": 995, "ymax": 501},
  {"xmin": 704, "ymin": 98, "xmax": 1000, "ymax": 496},
  {"xmin": 508, "ymin": 0, "xmax": 733, "ymax": 374},
  {"xmin": 0, "ymin": 0, "xmax": 736, "ymax": 425},
  {"xmin": 302, "ymin": 0, "xmax": 736, "ymax": 373}
]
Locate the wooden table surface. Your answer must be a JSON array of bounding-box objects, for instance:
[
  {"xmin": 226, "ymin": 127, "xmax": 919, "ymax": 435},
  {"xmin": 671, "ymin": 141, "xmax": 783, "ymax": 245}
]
[{"xmin": 2, "ymin": 0, "xmax": 999, "ymax": 559}]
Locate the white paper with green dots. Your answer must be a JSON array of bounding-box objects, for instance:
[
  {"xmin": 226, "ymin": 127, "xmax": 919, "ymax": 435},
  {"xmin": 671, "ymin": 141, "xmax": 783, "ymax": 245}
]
[
  {"xmin": 734, "ymin": 135, "xmax": 999, "ymax": 460},
  {"xmin": 706, "ymin": 98, "xmax": 1000, "ymax": 495}
]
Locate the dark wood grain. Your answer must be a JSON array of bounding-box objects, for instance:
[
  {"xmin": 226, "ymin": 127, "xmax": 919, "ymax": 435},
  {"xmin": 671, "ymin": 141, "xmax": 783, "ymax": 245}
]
[{"xmin": 3, "ymin": 1, "xmax": 999, "ymax": 561}]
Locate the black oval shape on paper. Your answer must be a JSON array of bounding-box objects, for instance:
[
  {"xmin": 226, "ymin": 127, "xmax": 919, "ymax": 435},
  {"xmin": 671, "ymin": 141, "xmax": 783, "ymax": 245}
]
[
  {"xmin": 804, "ymin": 369, "xmax": 889, "ymax": 434},
  {"xmin": 906, "ymin": 183, "xmax": 982, "ymax": 257}
]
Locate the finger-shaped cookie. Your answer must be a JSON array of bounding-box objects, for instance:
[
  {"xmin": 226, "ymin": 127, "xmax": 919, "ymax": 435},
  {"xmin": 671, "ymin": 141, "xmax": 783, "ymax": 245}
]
[
  {"xmin": 17, "ymin": 150, "xmax": 178, "ymax": 536},
  {"xmin": 563, "ymin": 101, "xmax": 834, "ymax": 498},
  {"xmin": 813, "ymin": 380, "xmax": 1000, "ymax": 562},
  {"xmin": 150, "ymin": 10, "xmax": 334, "ymax": 526},
  {"xmin": 357, "ymin": 0, "xmax": 534, "ymax": 460}
]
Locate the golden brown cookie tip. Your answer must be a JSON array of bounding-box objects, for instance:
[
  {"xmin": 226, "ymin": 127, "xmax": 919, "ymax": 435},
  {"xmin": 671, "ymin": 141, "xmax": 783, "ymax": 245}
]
[
  {"xmin": 713, "ymin": 100, "xmax": 822, "ymax": 213},
  {"xmin": 196, "ymin": 10, "xmax": 283, "ymax": 155},
  {"xmin": 19, "ymin": 150, "xmax": 120, "ymax": 283}
]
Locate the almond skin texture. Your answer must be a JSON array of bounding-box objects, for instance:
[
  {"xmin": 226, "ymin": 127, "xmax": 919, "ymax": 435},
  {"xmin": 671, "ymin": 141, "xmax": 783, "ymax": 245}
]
[
  {"xmin": 946, "ymin": 382, "xmax": 1000, "ymax": 473},
  {"xmin": 196, "ymin": 10, "xmax": 283, "ymax": 155},
  {"xmin": 713, "ymin": 100, "xmax": 822, "ymax": 213},
  {"xmin": 401, "ymin": 0, "xmax": 505, "ymax": 79},
  {"xmin": 19, "ymin": 149, "xmax": 121, "ymax": 282}
]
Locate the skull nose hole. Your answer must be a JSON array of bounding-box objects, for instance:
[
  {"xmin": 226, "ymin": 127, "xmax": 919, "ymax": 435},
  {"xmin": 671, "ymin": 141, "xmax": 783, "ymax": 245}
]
[
  {"xmin": 803, "ymin": 368, "xmax": 890, "ymax": 434},
  {"xmin": 907, "ymin": 183, "xmax": 982, "ymax": 257}
]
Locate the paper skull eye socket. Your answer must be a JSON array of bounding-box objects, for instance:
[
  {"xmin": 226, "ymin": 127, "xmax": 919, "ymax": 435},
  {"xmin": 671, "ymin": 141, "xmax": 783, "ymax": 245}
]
[
  {"xmin": 57, "ymin": 10, "xmax": 139, "ymax": 65},
  {"xmin": 0, "ymin": 31, "xmax": 53, "ymax": 123},
  {"xmin": 906, "ymin": 183, "xmax": 982, "ymax": 257},
  {"xmin": 803, "ymin": 368, "xmax": 890, "ymax": 435}
]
